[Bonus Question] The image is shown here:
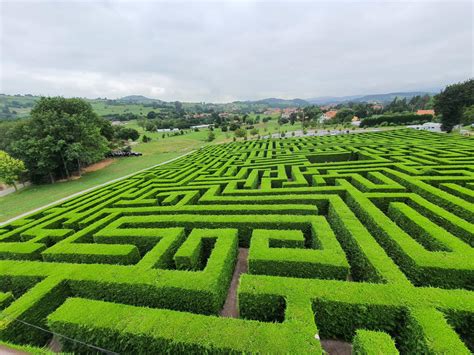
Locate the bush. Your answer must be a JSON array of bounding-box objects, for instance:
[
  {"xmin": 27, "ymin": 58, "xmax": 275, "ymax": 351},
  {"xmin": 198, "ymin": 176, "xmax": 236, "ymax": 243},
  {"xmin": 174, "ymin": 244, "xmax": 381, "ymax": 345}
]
[
  {"xmin": 360, "ymin": 114, "xmax": 432, "ymax": 127},
  {"xmin": 115, "ymin": 127, "xmax": 140, "ymax": 141}
]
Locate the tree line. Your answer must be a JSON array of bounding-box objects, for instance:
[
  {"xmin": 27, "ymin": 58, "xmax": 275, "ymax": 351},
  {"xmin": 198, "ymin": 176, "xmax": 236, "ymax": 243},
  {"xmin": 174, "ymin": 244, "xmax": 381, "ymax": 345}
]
[{"xmin": 0, "ymin": 97, "xmax": 140, "ymax": 184}]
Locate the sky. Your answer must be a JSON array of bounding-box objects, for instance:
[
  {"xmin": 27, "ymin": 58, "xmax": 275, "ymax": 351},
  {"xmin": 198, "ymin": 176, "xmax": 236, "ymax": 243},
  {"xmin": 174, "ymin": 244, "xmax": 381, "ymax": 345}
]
[{"xmin": 0, "ymin": 0, "xmax": 472, "ymax": 102}]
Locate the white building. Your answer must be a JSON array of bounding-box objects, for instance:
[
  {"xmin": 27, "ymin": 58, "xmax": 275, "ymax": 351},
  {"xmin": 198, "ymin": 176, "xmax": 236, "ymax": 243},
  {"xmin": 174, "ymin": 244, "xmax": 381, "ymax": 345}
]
[
  {"xmin": 407, "ymin": 122, "xmax": 442, "ymax": 132},
  {"xmin": 191, "ymin": 124, "xmax": 214, "ymax": 130},
  {"xmin": 156, "ymin": 128, "xmax": 180, "ymax": 133}
]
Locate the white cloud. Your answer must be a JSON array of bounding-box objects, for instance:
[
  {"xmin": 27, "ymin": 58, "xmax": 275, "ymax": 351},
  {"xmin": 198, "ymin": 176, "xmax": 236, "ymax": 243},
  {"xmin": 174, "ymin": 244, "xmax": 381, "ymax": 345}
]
[{"xmin": 0, "ymin": 0, "xmax": 472, "ymax": 102}]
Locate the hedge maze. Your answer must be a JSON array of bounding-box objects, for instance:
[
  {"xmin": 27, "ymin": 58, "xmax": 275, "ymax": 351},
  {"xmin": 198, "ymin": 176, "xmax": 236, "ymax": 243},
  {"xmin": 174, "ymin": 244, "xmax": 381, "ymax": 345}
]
[{"xmin": 0, "ymin": 129, "xmax": 473, "ymax": 353}]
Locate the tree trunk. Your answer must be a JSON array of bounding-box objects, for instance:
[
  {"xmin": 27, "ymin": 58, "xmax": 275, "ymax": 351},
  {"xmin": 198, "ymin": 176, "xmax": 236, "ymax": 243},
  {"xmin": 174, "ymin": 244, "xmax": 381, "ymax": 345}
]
[
  {"xmin": 77, "ymin": 158, "xmax": 82, "ymax": 177},
  {"xmin": 49, "ymin": 171, "xmax": 55, "ymax": 184},
  {"xmin": 13, "ymin": 182, "xmax": 17, "ymax": 191},
  {"xmin": 60, "ymin": 152, "xmax": 70, "ymax": 180}
]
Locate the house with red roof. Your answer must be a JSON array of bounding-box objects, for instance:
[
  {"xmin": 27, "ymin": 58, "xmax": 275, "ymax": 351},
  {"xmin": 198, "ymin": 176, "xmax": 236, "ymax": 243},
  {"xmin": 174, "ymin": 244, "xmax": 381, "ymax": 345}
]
[
  {"xmin": 321, "ymin": 110, "xmax": 338, "ymax": 120},
  {"xmin": 416, "ymin": 109, "xmax": 435, "ymax": 116}
]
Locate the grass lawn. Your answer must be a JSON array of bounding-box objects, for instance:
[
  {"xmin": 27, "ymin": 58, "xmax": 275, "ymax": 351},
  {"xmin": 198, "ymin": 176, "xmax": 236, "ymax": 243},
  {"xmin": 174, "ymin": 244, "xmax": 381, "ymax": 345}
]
[
  {"xmin": 0, "ymin": 123, "xmax": 233, "ymax": 223},
  {"xmin": 89, "ymin": 101, "xmax": 154, "ymax": 116},
  {"xmin": 0, "ymin": 116, "xmax": 323, "ymax": 223}
]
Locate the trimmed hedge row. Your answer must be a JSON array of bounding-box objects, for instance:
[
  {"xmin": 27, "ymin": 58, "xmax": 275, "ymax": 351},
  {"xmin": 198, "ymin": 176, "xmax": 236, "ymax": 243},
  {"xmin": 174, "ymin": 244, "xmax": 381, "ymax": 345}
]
[
  {"xmin": 47, "ymin": 297, "xmax": 318, "ymax": 353},
  {"xmin": 0, "ymin": 129, "xmax": 472, "ymax": 353},
  {"xmin": 352, "ymin": 330, "xmax": 399, "ymax": 355},
  {"xmin": 344, "ymin": 184, "xmax": 473, "ymax": 290},
  {"xmin": 360, "ymin": 113, "xmax": 433, "ymax": 127},
  {"xmin": 248, "ymin": 227, "xmax": 349, "ymax": 280}
]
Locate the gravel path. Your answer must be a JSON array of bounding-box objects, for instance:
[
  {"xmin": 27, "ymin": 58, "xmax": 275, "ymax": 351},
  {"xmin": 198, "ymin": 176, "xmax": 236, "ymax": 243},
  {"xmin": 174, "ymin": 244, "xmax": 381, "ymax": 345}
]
[{"xmin": 220, "ymin": 248, "xmax": 249, "ymax": 318}]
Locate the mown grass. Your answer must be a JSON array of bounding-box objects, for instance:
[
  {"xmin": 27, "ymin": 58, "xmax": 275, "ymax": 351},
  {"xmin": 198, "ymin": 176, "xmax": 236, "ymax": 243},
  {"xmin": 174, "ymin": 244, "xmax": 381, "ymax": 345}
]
[
  {"xmin": 0, "ymin": 125, "xmax": 228, "ymax": 222},
  {"xmin": 0, "ymin": 117, "xmax": 327, "ymax": 223}
]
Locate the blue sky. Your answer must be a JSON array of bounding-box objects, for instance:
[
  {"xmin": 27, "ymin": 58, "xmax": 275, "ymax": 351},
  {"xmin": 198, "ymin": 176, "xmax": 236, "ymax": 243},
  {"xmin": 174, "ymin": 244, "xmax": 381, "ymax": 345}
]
[{"xmin": 1, "ymin": 0, "xmax": 472, "ymax": 102}]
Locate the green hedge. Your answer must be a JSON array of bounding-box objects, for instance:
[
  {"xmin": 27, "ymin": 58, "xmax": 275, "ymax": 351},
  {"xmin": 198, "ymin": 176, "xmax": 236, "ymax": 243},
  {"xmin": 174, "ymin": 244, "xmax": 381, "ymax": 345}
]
[
  {"xmin": 360, "ymin": 113, "xmax": 433, "ymax": 127},
  {"xmin": 352, "ymin": 329, "xmax": 399, "ymax": 355},
  {"xmin": 47, "ymin": 297, "xmax": 318, "ymax": 353}
]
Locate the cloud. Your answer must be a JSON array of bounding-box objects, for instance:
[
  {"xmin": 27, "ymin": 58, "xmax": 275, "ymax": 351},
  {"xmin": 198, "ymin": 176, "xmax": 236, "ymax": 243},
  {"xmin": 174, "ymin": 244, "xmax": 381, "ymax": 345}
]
[{"xmin": 0, "ymin": 0, "xmax": 472, "ymax": 102}]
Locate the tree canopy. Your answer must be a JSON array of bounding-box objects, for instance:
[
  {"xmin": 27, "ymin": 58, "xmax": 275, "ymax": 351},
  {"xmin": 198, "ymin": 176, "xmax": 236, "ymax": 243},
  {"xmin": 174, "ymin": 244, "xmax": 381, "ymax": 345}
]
[
  {"xmin": 0, "ymin": 150, "xmax": 26, "ymax": 191},
  {"xmin": 434, "ymin": 79, "xmax": 474, "ymax": 132},
  {"xmin": 6, "ymin": 97, "xmax": 110, "ymax": 183}
]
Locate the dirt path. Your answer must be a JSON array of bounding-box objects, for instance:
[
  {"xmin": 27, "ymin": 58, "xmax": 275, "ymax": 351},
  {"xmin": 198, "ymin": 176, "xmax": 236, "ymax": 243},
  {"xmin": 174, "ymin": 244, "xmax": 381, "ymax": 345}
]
[
  {"xmin": 220, "ymin": 248, "xmax": 249, "ymax": 318},
  {"xmin": 219, "ymin": 248, "xmax": 353, "ymax": 354},
  {"xmin": 320, "ymin": 340, "xmax": 352, "ymax": 355},
  {"xmin": 0, "ymin": 345, "xmax": 29, "ymax": 355},
  {"xmin": 82, "ymin": 158, "xmax": 116, "ymax": 173}
]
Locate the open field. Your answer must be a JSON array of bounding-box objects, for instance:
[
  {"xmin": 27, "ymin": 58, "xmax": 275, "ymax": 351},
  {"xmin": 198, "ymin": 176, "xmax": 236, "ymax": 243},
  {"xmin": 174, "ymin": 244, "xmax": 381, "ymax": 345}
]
[{"xmin": 0, "ymin": 129, "xmax": 472, "ymax": 353}]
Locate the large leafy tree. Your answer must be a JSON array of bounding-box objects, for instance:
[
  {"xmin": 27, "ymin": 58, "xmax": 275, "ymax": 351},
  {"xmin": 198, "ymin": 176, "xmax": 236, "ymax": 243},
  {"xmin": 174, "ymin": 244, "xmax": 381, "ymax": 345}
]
[
  {"xmin": 333, "ymin": 108, "xmax": 355, "ymax": 124},
  {"xmin": 10, "ymin": 97, "xmax": 109, "ymax": 183},
  {"xmin": 434, "ymin": 79, "xmax": 474, "ymax": 132},
  {"xmin": 0, "ymin": 150, "xmax": 26, "ymax": 191}
]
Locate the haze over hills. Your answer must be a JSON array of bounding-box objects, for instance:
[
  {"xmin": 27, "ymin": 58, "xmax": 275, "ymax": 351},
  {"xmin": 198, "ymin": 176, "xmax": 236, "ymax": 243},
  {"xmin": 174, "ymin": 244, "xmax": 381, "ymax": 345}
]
[
  {"xmin": 115, "ymin": 90, "xmax": 439, "ymax": 107},
  {"xmin": 116, "ymin": 95, "xmax": 166, "ymax": 104},
  {"xmin": 305, "ymin": 91, "xmax": 439, "ymax": 105},
  {"xmin": 1, "ymin": 89, "xmax": 439, "ymax": 116}
]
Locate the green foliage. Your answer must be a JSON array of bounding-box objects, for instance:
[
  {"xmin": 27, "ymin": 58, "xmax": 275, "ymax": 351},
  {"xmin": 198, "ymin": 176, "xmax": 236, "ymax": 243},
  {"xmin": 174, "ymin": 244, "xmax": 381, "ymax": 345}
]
[
  {"xmin": 0, "ymin": 129, "xmax": 472, "ymax": 354},
  {"xmin": 352, "ymin": 330, "xmax": 399, "ymax": 355},
  {"xmin": 141, "ymin": 135, "xmax": 152, "ymax": 143},
  {"xmin": 434, "ymin": 79, "xmax": 474, "ymax": 132},
  {"xmin": 0, "ymin": 151, "xmax": 26, "ymax": 190},
  {"xmin": 3, "ymin": 97, "xmax": 110, "ymax": 183},
  {"xmin": 462, "ymin": 105, "xmax": 474, "ymax": 125},
  {"xmin": 114, "ymin": 126, "xmax": 140, "ymax": 141},
  {"xmin": 360, "ymin": 113, "xmax": 432, "ymax": 127},
  {"xmin": 207, "ymin": 130, "xmax": 216, "ymax": 142},
  {"xmin": 333, "ymin": 108, "xmax": 355, "ymax": 123},
  {"xmin": 234, "ymin": 127, "xmax": 247, "ymax": 138}
]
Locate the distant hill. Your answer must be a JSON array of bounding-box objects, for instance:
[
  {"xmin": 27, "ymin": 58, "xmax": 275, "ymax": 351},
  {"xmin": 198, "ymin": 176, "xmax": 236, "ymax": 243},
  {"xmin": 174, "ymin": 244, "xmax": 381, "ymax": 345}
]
[
  {"xmin": 116, "ymin": 95, "xmax": 164, "ymax": 104},
  {"xmin": 0, "ymin": 89, "xmax": 441, "ymax": 121},
  {"xmin": 306, "ymin": 91, "xmax": 438, "ymax": 105},
  {"xmin": 234, "ymin": 98, "xmax": 309, "ymax": 108}
]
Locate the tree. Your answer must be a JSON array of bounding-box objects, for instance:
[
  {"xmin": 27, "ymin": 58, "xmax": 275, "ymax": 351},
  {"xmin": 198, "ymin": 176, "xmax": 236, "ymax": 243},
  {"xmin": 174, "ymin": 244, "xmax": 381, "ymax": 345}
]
[
  {"xmin": 115, "ymin": 127, "xmax": 140, "ymax": 141},
  {"xmin": 303, "ymin": 106, "xmax": 322, "ymax": 122},
  {"xmin": 207, "ymin": 130, "xmax": 216, "ymax": 142},
  {"xmin": 145, "ymin": 121, "xmax": 157, "ymax": 132},
  {"xmin": 147, "ymin": 111, "xmax": 156, "ymax": 119},
  {"xmin": 229, "ymin": 122, "xmax": 240, "ymax": 131},
  {"xmin": 250, "ymin": 128, "xmax": 259, "ymax": 136},
  {"xmin": 99, "ymin": 119, "xmax": 115, "ymax": 141},
  {"xmin": 234, "ymin": 128, "xmax": 247, "ymax": 138},
  {"xmin": 289, "ymin": 112, "xmax": 297, "ymax": 125},
  {"xmin": 384, "ymin": 97, "xmax": 410, "ymax": 113},
  {"xmin": 0, "ymin": 150, "xmax": 26, "ymax": 191},
  {"xmin": 137, "ymin": 117, "xmax": 148, "ymax": 129},
  {"xmin": 434, "ymin": 79, "xmax": 474, "ymax": 132},
  {"xmin": 462, "ymin": 105, "xmax": 474, "ymax": 125},
  {"xmin": 142, "ymin": 135, "xmax": 152, "ymax": 143},
  {"xmin": 9, "ymin": 97, "xmax": 109, "ymax": 183},
  {"xmin": 211, "ymin": 112, "xmax": 222, "ymax": 125},
  {"xmin": 174, "ymin": 101, "xmax": 184, "ymax": 117},
  {"xmin": 333, "ymin": 108, "xmax": 354, "ymax": 124}
]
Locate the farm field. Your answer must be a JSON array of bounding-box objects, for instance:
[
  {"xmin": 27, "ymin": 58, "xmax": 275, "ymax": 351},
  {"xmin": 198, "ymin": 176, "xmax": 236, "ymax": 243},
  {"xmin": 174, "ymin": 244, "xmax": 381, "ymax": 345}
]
[{"xmin": 0, "ymin": 129, "xmax": 472, "ymax": 353}]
